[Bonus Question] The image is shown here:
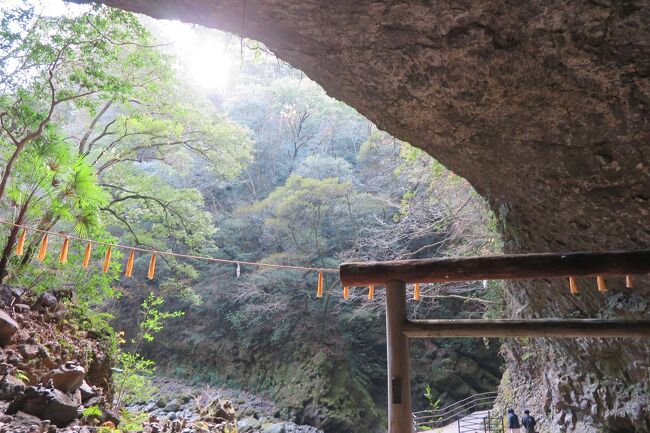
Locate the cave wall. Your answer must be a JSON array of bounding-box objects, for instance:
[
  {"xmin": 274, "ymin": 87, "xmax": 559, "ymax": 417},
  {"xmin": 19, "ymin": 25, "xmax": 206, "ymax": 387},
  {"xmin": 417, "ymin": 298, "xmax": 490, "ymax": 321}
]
[{"xmin": 85, "ymin": 1, "xmax": 650, "ymax": 431}]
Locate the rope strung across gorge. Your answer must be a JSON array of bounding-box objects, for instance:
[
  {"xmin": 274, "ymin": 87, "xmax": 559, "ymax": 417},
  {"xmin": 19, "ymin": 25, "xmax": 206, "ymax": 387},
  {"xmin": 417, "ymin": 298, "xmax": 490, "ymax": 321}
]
[
  {"xmin": 0, "ymin": 219, "xmax": 339, "ymax": 275},
  {"xmin": 0, "ymin": 219, "xmax": 498, "ymax": 301}
]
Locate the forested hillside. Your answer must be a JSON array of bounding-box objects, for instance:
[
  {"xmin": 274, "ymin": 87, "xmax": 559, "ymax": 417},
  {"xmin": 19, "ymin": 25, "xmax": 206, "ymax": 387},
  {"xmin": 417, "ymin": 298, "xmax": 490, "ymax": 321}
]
[
  {"xmin": 0, "ymin": 3, "xmax": 503, "ymax": 432},
  {"xmin": 118, "ymin": 25, "xmax": 505, "ymax": 433}
]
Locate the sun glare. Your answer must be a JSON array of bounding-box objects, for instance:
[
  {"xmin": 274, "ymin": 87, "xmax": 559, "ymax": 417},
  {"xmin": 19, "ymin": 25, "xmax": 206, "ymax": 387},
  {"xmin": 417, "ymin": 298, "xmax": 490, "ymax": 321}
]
[
  {"xmin": 184, "ymin": 39, "xmax": 232, "ymax": 91},
  {"xmin": 1, "ymin": 1, "xmax": 234, "ymax": 93},
  {"xmin": 150, "ymin": 19, "xmax": 234, "ymax": 92}
]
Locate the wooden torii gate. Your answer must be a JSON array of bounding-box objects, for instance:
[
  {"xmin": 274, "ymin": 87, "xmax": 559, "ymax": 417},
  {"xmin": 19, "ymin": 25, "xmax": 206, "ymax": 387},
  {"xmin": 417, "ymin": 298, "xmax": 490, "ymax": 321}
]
[{"xmin": 339, "ymin": 249, "xmax": 650, "ymax": 433}]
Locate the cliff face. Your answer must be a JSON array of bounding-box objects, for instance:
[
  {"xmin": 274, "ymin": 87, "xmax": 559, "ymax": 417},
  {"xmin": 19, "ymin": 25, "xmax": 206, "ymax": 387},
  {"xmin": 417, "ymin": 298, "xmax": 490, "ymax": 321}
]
[{"xmin": 89, "ymin": 1, "xmax": 650, "ymax": 431}]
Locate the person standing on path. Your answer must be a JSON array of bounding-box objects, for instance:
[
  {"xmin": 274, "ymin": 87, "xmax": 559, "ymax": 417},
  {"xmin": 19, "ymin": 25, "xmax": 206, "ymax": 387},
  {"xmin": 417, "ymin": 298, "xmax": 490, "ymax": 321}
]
[
  {"xmin": 522, "ymin": 409, "xmax": 537, "ymax": 433},
  {"xmin": 507, "ymin": 408, "xmax": 521, "ymax": 433}
]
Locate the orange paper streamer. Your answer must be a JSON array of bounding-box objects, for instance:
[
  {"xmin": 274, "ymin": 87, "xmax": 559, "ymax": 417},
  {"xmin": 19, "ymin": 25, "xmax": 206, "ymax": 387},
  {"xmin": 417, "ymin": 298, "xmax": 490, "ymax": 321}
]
[
  {"xmin": 59, "ymin": 237, "xmax": 70, "ymax": 263},
  {"xmin": 15, "ymin": 229, "xmax": 26, "ymax": 256},
  {"xmin": 414, "ymin": 283, "xmax": 421, "ymax": 301},
  {"xmin": 569, "ymin": 277, "xmax": 578, "ymax": 295},
  {"xmin": 343, "ymin": 286, "xmax": 349, "ymax": 300},
  {"xmin": 37, "ymin": 234, "xmax": 48, "ymax": 261},
  {"xmin": 596, "ymin": 276, "xmax": 607, "ymax": 292},
  {"xmin": 125, "ymin": 250, "xmax": 135, "ymax": 278},
  {"xmin": 316, "ymin": 272, "xmax": 323, "ymax": 298},
  {"xmin": 82, "ymin": 242, "xmax": 92, "ymax": 269},
  {"xmin": 147, "ymin": 253, "xmax": 157, "ymax": 279},
  {"xmin": 102, "ymin": 246, "xmax": 112, "ymax": 273},
  {"xmin": 368, "ymin": 285, "xmax": 375, "ymax": 300}
]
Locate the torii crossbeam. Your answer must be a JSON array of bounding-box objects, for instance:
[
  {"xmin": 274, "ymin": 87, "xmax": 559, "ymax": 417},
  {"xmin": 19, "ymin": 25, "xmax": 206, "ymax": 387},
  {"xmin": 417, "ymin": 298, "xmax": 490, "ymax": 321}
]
[{"xmin": 339, "ymin": 249, "xmax": 650, "ymax": 433}]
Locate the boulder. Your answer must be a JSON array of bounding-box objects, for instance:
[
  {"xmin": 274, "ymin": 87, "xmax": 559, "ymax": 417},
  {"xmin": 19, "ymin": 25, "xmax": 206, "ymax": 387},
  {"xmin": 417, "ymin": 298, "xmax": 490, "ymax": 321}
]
[
  {"xmin": 164, "ymin": 399, "xmax": 181, "ymax": 412},
  {"xmin": 41, "ymin": 362, "xmax": 86, "ymax": 394},
  {"xmin": 263, "ymin": 423, "xmax": 286, "ymax": 433},
  {"xmin": 8, "ymin": 410, "xmax": 41, "ymax": 426},
  {"xmin": 0, "ymin": 311, "xmax": 19, "ymax": 346},
  {"xmin": 17, "ymin": 344, "xmax": 39, "ymax": 360},
  {"xmin": 78, "ymin": 381, "xmax": 97, "ymax": 404},
  {"xmin": 0, "ymin": 286, "xmax": 23, "ymax": 307},
  {"xmin": 83, "ymin": 395, "xmax": 102, "ymax": 408},
  {"xmin": 238, "ymin": 416, "xmax": 263, "ymax": 432},
  {"xmin": 209, "ymin": 399, "xmax": 235, "ymax": 423},
  {"xmin": 0, "ymin": 374, "xmax": 26, "ymax": 401},
  {"xmin": 38, "ymin": 292, "xmax": 57, "ymax": 308},
  {"xmin": 6, "ymin": 385, "xmax": 80, "ymax": 427}
]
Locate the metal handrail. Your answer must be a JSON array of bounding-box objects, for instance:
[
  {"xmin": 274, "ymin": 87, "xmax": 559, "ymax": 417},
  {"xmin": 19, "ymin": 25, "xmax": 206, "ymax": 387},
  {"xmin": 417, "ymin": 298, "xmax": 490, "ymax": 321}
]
[
  {"xmin": 413, "ymin": 391, "xmax": 498, "ymax": 416},
  {"xmin": 420, "ymin": 397, "xmax": 496, "ymax": 420},
  {"xmin": 413, "ymin": 396, "xmax": 496, "ymax": 422},
  {"xmin": 412, "ymin": 391, "xmax": 498, "ymax": 430},
  {"xmin": 458, "ymin": 411, "xmax": 505, "ymax": 433}
]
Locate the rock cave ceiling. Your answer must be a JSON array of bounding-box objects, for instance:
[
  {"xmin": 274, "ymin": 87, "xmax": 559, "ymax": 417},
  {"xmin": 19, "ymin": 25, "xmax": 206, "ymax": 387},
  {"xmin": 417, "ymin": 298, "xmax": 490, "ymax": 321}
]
[{"xmin": 85, "ymin": 0, "xmax": 650, "ymax": 255}]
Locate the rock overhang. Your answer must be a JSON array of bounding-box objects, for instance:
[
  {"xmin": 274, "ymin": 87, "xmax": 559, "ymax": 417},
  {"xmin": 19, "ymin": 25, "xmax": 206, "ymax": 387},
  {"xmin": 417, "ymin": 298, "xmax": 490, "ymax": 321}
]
[{"xmin": 71, "ymin": 1, "xmax": 650, "ymax": 431}]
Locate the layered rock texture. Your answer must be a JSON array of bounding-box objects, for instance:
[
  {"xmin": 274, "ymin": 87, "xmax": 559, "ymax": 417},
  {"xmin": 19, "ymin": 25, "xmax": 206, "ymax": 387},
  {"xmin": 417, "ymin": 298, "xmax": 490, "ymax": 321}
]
[{"xmin": 89, "ymin": 1, "xmax": 650, "ymax": 431}]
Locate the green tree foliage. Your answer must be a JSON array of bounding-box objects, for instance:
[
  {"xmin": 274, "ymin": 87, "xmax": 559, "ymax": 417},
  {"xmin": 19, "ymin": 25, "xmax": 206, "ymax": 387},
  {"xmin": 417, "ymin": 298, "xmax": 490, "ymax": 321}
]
[
  {"xmin": 224, "ymin": 76, "xmax": 366, "ymax": 199},
  {"xmin": 0, "ymin": 5, "xmax": 150, "ymax": 201},
  {"xmin": 0, "ymin": 2, "xmax": 250, "ymax": 295},
  {"xmin": 248, "ymin": 174, "xmax": 381, "ymax": 264},
  {"xmin": 113, "ymin": 293, "xmax": 183, "ymax": 409},
  {"xmin": 0, "ymin": 125, "xmax": 110, "ymax": 280}
]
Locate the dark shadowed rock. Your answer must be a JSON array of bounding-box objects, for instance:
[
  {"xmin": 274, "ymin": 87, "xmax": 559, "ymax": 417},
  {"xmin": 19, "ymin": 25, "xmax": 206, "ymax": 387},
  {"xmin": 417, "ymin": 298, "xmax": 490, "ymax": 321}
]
[
  {"xmin": 0, "ymin": 311, "xmax": 18, "ymax": 346},
  {"xmin": 78, "ymin": 381, "xmax": 97, "ymax": 404},
  {"xmin": 37, "ymin": 292, "xmax": 57, "ymax": 309},
  {"xmin": 0, "ymin": 286, "xmax": 23, "ymax": 307},
  {"xmin": 6, "ymin": 385, "xmax": 80, "ymax": 427},
  {"xmin": 0, "ymin": 374, "xmax": 26, "ymax": 401},
  {"xmin": 99, "ymin": 408, "xmax": 120, "ymax": 427}
]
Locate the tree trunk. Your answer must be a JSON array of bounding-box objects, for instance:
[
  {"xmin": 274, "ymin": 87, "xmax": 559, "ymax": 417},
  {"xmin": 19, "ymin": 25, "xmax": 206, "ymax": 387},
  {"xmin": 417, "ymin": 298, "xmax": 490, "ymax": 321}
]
[
  {"xmin": 0, "ymin": 141, "xmax": 27, "ymax": 203},
  {"xmin": 0, "ymin": 194, "xmax": 34, "ymax": 281}
]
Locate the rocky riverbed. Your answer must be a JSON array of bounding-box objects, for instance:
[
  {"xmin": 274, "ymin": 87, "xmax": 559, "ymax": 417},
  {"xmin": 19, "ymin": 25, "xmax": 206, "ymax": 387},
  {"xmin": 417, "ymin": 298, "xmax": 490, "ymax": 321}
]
[
  {"xmin": 125, "ymin": 377, "xmax": 324, "ymax": 433},
  {"xmin": 0, "ymin": 287, "xmax": 323, "ymax": 433}
]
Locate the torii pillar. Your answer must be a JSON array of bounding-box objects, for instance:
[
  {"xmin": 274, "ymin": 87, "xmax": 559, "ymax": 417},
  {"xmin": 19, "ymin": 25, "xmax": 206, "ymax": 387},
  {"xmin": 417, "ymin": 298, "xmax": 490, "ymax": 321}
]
[{"xmin": 385, "ymin": 279, "xmax": 412, "ymax": 433}]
